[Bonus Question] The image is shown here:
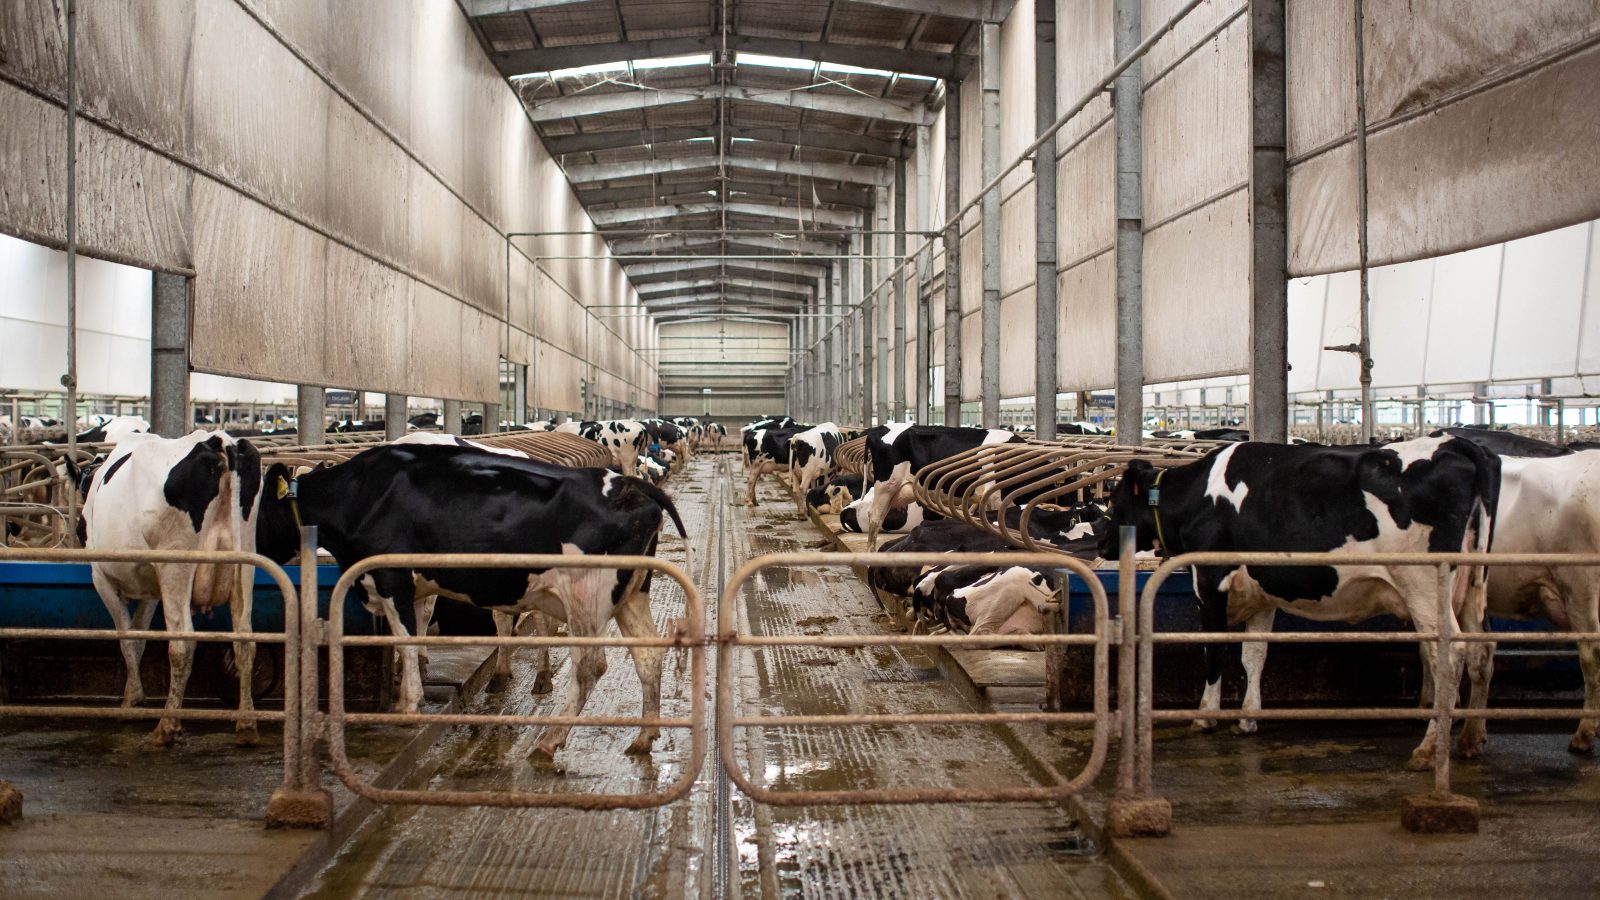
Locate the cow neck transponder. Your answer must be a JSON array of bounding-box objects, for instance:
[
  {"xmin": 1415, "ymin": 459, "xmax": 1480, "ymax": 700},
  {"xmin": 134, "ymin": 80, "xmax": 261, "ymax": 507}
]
[{"xmin": 1150, "ymin": 468, "xmax": 1169, "ymax": 556}]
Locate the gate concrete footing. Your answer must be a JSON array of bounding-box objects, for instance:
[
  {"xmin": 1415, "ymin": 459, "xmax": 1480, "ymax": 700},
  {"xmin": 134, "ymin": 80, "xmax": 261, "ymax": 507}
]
[
  {"xmin": 267, "ymin": 789, "xmax": 334, "ymax": 829},
  {"xmin": 1108, "ymin": 796, "xmax": 1172, "ymax": 838},
  {"xmin": 1400, "ymin": 792, "xmax": 1479, "ymax": 834},
  {"xmin": 0, "ymin": 780, "xmax": 22, "ymax": 824}
]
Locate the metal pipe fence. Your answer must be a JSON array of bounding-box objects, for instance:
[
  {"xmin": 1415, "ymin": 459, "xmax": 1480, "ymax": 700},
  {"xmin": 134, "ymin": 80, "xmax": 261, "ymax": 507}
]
[{"xmin": 718, "ymin": 550, "xmax": 1112, "ymax": 805}]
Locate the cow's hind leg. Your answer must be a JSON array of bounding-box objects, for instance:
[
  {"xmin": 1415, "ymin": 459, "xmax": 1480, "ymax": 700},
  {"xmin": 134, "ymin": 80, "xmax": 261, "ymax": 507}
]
[
  {"xmin": 529, "ymin": 612, "xmax": 555, "ymax": 695},
  {"xmin": 491, "ymin": 609, "xmax": 515, "ymax": 688},
  {"xmin": 1454, "ymin": 569, "xmax": 1496, "ymax": 759},
  {"xmin": 531, "ymin": 569, "xmax": 612, "ymax": 761},
  {"xmin": 1569, "ymin": 581, "xmax": 1600, "ymax": 754},
  {"xmin": 151, "ymin": 564, "xmax": 198, "ymax": 747},
  {"xmin": 1405, "ymin": 574, "xmax": 1467, "ymax": 771},
  {"xmin": 614, "ymin": 576, "xmax": 664, "ymax": 755},
  {"xmin": 96, "ymin": 567, "xmax": 154, "ymax": 708},
  {"xmin": 1234, "ymin": 608, "xmax": 1274, "ymax": 735},
  {"xmin": 367, "ymin": 572, "xmax": 423, "ymax": 714},
  {"xmin": 228, "ymin": 564, "xmax": 259, "ymax": 747},
  {"xmin": 1192, "ymin": 576, "xmax": 1229, "ymax": 733},
  {"xmin": 413, "ymin": 594, "xmax": 436, "ymax": 676}
]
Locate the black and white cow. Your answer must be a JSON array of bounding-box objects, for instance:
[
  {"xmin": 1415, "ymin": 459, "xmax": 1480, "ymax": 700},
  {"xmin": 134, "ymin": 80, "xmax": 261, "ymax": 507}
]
[
  {"xmin": 788, "ymin": 422, "xmax": 843, "ymax": 515},
  {"xmin": 1098, "ymin": 436, "xmax": 1498, "ymax": 769},
  {"xmin": 859, "ymin": 424, "xmax": 1023, "ymax": 546},
  {"xmin": 45, "ymin": 415, "xmax": 150, "ymax": 445},
  {"xmin": 565, "ymin": 420, "xmax": 647, "ymax": 475},
  {"xmin": 806, "ymin": 473, "xmax": 863, "ymax": 515},
  {"xmin": 744, "ymin": 425, "xmax": 807, "ymax": 506},
  {"xmin": 256, "ymin": 443, "xmax": 686, "ymax": 759},
  {"xmin": 912, "ymin": 565, "xmax": 1058, "ymax": 643},
  {"xmin": 706, "ymin": 422, "xmax": 728, "ymax": 449},
  {"xmin": 78, "ymin": 430, "xmax": 263, "ymax": 747}
]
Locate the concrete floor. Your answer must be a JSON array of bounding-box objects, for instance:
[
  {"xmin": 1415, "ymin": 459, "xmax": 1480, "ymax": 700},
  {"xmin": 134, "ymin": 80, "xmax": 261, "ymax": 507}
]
[{"xmin": 302, "ymin": 454, "xmax": 1129, "ymax": 899}]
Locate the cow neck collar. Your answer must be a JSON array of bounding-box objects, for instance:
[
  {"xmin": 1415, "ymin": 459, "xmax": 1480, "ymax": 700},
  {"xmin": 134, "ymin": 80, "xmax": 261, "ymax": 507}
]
[
  {"xmin": 276, "ymin": 474, "xmax": 305, "ymax": 531},
  {"xmin": 1149, "ymin": 468, "xmax": 1171, "ymax": 556}
]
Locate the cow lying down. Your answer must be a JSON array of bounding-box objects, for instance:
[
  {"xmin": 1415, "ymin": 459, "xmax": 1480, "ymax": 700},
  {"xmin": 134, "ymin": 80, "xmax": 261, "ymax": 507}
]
[
  {"xmin": 806, "ymin": 473, "xmax": 863, "ymax": 515},
  {"xmin": 257, "ymin": 443, "xmax": 686, "ymax": 760}
]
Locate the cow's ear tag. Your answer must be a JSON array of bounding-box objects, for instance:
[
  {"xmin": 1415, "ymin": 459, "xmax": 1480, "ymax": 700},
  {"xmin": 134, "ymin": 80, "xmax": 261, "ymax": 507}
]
[
  {"xmin": 275, "ymin": 477, "xmax": 289, "ymax": 500},
  {"xmin": 1147, "ymin": 486, "xmax": 1161, "ymax": 507}
]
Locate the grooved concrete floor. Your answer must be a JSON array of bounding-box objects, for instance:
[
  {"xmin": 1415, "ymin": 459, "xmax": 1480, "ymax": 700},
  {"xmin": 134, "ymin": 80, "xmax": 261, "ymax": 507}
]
[{"xmin": 304, "ymin": 454, "xmax": 1129, "ymax": 898}]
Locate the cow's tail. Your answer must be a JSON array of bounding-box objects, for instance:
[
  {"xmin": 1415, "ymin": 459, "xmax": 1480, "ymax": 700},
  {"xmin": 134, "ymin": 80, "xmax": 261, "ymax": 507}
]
[
  {"xmin": 632, "ymin": 477, "xmax": 688, "ymax": 537},
  {"xmin": 1447, "ymin": 438, "xmax": 1500, "ymax": 607}
]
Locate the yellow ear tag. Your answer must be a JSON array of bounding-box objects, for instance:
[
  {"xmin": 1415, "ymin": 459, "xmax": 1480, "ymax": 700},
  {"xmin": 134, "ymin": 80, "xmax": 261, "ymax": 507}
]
[{"xmin": 275, "ymin": 477, "xmax": 290, "ymax": 500}]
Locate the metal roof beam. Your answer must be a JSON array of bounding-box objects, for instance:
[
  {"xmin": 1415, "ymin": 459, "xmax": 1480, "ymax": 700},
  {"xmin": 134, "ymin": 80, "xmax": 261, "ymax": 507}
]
[
  {"xmin": 626, "ymin": 258, "xmax": 828, "ymax": 279},
  {"xmin": 496, "ymin": 35, "xmax": 961, "ymax": 81},
  {"xmin": 565, "ymin": 155, "xmax": 892, "ymax": 187},
  {"xmin": 591, "ymin": 201, "xmax": 860, "ymax": 229},
  {"xmin": 609, "ymin": 234, "xmax": 848, "ymax": 255},
  {"xmin": 637, "ymin": 278, "xmax": 813, "ymax": 299},
  {"xmin": 529, "ymin": 84, "xmax": 932, "ymax": 127},
  {"xmin": 466, "ymin": 0, "xmax": 593, "ymax": 15},
  {"xmin": 545, "ymin": 125, "xmax": 907, "ymax": 159},
  {"xmin": 580, "ymin": 179, "xmax": 873, "ymax": 209},
  {"xmin": 845, "ymin": 0, "xmax": 1016, "ymax": 21}
]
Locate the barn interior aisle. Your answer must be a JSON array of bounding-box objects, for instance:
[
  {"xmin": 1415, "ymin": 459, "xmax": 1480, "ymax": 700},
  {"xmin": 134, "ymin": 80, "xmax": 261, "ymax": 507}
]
[{"xmin": 299, "ymin": 454, "xmax": 1124, "ymax": 898}]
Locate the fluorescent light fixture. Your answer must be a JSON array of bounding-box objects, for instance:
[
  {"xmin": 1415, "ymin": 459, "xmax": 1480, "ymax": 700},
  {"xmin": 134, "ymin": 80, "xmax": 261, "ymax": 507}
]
[{"xmin": 735, "ymin": 52, "xmax": 936, "ymax": 81}]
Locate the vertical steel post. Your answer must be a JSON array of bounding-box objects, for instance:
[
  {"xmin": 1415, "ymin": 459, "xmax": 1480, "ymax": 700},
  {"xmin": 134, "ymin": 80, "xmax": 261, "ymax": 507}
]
[
  {"xmin": 266, "ymin": 525, "xmax": 332, "ymax": 828},
  {"xmin": 943, "ymin": 80, "xmax": 964, "ymax": 427},
  {"xmin": 894, "ymin": 157, "xmax": 909, "ymax": 423},
  {"xmin": 150, "ymin": 274, "xmax": 191, "ymax": 438},
  {"xmin": 1113, "ymin": 0, "xmax": 1145, "ymax": 445},
  {"xmin": 1035, "ymin": 0, "xmax": 1059, "ymax": 440},
  {"xmin": 875, "ymin": 192, "xmax": 891, "ymax": 426},
  {"xmin": 443, "ymin": 398, "xmax": 462, "ymax": 434},
  {"xmin": 980, "ymin": 21, "xmax": 1003, "ymax": 429},
  {"xmin": 384, "ymin": 395, "xmax": 407, "ymax": 440},
  {"xmin": 483, "ymin": 402, "xmax": 501, "ymax": 434},
  {"xmin": 859, "ymin": 224, "xmax": 875, "ymax": 425},
  {"xmin": 297, "ymin": 386, "xmax": 325, "ymax": 446},
  {"xmin": 915, "ymin": 125, "xmax": 934, "ymax": 424},
  {"xmin": 1248, "ymin": 0, "xmax": 1289, "ymax": 443}
]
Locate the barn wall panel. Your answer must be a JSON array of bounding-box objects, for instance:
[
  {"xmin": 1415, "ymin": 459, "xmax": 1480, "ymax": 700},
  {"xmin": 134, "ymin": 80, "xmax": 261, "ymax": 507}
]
[
  {"xmin": 79, "ymin": 0, "xmax": 194, "ymax": 155},
  {"xmin": 325, "ymin": 100, "xmax": 410, "ymax": 266},
  {"xmin": 324, "ymin": 0, "xmax": 413, "ymax": 149},
  {"xmin": 323, "ymin": 242, "xmax": 411, "ymax": 392},
  {"xmin": 193, "ymin": 0, "xmax": 328, "ymax": 230},
  {"xmin": 407, "ymin": 160, "xmax": 464, "ymax": 301},
  {"xmin": 1142, "ymin": 189, "xmax": 1250, "ymax": 383},
  {"xmin": 407, "ymin": 282, "xmax": 463, "ymax": 399},
  {"xmin": 960, "ymin": 312, "xmax": 981, "ymax": 401},
  {"xmin": 190, "ymin": 181, "xmax": 326, "ymax": 382},
  {"xmin": 0, "ymin": 1, "xmax": 65, "ymax": 88},
  {"xmin": 460, "ymin": 305, "xmax": 500, "ymax": 401},
  {"xmin": 1140, "ymin": 16, "xmax": 1248, "ymax": 227},
  {"xmin": 1057, "ymin": 251, "xmax": 1115, "ymax": 390},
  {"xmin": 1284, "ymin": 0, "xmax": 1355, "ymax": 157},
  {"xmin": 999, "ymin": 287, "xmax": 1036, "ymax": 398},
  {"xmin": 1057, "ymin": 124, "xmax": 1114, "ymax": 266}
]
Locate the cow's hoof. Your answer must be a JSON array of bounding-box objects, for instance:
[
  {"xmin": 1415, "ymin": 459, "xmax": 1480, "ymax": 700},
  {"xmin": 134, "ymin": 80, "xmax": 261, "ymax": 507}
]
[
  {"xmin": 531, "ymin": 670, "xmax": 554, "ymax": 695},
  {"xmin": 1454, "ymin": 730, "xmax": 1486, "ymax": 759},
  {"xmin": 1231, "ymin": 720, "xmax": 1258, "ymax": 736},
  {"xmin": 122, "ymin": 688, "xmax": 145, "ymax": 708},
  {"xmin": 626, "ymin": 731, "xmax": 658, "ymax": 756},
  {"xmin": 148, "ymin": 723, "xmax": 181, "ymax": 748},
  {"xmin": 529, "ymin": 743, "xmax": 564, "ymax": 769},
  {"xmin": 1405, "ymin": 749, "xmax": 1435, "ymax": 771},
  {"xmin": 1567, "ymin": 733, "xmax": 1596, "ymax": 755},
  {"xmin": 234, "ymin": 724, "xmax": 260, "ymax": 748},
  {"xmin": 1190, "ymin": 720, "xmax": 1218, "ymax": 734},
  {"xmin": 488, "ymin": 671, "xmax": 512, "ymax": 692}
]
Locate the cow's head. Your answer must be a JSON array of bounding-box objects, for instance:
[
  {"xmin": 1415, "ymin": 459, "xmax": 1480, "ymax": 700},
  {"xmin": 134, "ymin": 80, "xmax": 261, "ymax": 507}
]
[
  {"xmin": 1098, "ymin": 459, "xmax": 1162, "ymax": 559},
  {"xmin": 255, "ymin": 461, "xmax": 321, "ymax": 565}
]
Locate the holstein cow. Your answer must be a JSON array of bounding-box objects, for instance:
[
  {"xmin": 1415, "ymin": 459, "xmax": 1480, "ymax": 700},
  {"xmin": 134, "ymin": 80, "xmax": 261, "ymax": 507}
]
[
  {"xmin": 255, "ymin": 443, "xmax": 686, "ymax": 759},
  {"xmin": 707, "ymin": 421, "xmax": 728, "ymax": 449},
  {"xmin": 744, "ymin": 425, "xmax": 807, "ymax": 506},
  {"xmin": 78, "ymin": 430, "xmax": 263, "ymax": 747},
  {"xmin": 912, "ymin": 565, "xmax": 1058, "ymax": 645},
  {"xmin": 1098, "ymin": 437, "xmax": 1497, "ymax": 769},
  {"xmin": 1437, "ymin": 430, "xmax": 1600, "ymax": 755},
  {"xmin": 806, "ymin": 473, "xmax": 864, "ymax": 515},
  {"xmin": 860, "ymin": 424, "xmax": 1023, "ymax": 547},
  {"xmin": 570, "ymin": 420, "xmax": 648, "ymax": 476},
  {"xmin": 46, "ymin": 415, "xmax": 150, "ymax": 445},
  {"xmin": 788, "ymin": 422, "xmax": 843, "ymax": 515}
]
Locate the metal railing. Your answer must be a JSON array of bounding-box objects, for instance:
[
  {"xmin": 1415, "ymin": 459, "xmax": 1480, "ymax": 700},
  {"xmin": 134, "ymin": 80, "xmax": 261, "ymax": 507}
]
[
  {"xmin": 717, "ymin": 550, "xmax": 1113, "ymax": 805},
  {"xmin": 1121, "ymin": 547, "xmax": 1600, "ymax": 833},
  {"xmin": 318, "ymin": 552, "xmax": 704, "ymax": 810}
]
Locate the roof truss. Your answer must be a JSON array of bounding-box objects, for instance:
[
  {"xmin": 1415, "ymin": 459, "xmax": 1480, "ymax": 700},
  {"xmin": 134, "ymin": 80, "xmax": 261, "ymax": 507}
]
[{"xmin": 530, "ymin": 84, "xmax": 933, "ymax": 128}]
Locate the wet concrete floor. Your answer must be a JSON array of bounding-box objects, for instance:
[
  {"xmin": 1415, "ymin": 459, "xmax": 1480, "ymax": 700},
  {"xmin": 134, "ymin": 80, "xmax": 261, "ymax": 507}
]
[{"xmin": 304, "ymin": 454, "xmax": 1131, "ymax": 898}]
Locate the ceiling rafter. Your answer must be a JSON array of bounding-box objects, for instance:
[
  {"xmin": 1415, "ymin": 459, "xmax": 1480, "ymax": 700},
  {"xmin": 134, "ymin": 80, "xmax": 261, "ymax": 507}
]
[
  {"xmin": 529, "ymin": 84, "xmax": 933, "ymax": 127},
  {"xmin": 564, "ymin": 154, "xmax": 891, "ymax": 187},
  {"xmin": 495, "ymin": 34, "xmax": 963, "ymax": 81}
]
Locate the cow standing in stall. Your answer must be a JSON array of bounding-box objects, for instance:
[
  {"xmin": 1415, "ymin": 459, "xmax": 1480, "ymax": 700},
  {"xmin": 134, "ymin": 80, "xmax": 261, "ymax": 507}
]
[
  {"xmin": 77, "ymin": 431, "xmax": 264, "ymax": 747},
  {"xmin": 255, "ymin": 443, "xmax": 686, "ymax": 760},
  {"xmin": 788, "ymin": 423, "xmax": 843, "ymax": 516},
  {"xmin": 1099, "ymin": 437, "xmax": 1498, "ymax": 770},
  {"xmin": 856, "ymin": 424, "xmax": 1023, "ymax": 546}
]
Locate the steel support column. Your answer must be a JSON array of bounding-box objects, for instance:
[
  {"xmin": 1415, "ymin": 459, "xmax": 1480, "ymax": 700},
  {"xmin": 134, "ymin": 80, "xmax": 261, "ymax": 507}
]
[
  {"xmin": 979, "ymin": 20, "xmax": 1002, "ymax": 428},
  {"xmin": 384, "ymin": 395, "xmax": 407, "ymax": 440},
  {"xmin": 297, "ymin": 386, "xmax": 325, "ymax": 446},
  {"xmin": 915, "ymin": 124, "xmax": 934, "ymax": 424},
  {"xmin": 1113, "ymin": 0, "xmax": 1144, "ymax": 444},
  {"xmin": 1248, "ymin": 0, "xmax": 1289, "ymax": 443},
  {"xmin": 150, "ymin": 272, "xmax": 190, "ymax": 439},
  {"xmin": 893, "ymin": 156, "xmax": 909, "ymax": 423},
  {"xmin": 483, "ymin": 402, "xmax": 501, "ymax": 434},
  {"xmin": 943, "ymin": 79, "xmax": 963, "ymax": 427},
  {"xmin": 443, "ymin": 399, "xmax": 462, "ymax": 434},
  {"xmin": 875, "ymin": 192, "xmax": 891, "ymax": 425},
  {"xmin": 858, "ymin": 227, "xmax": 875, "ymax": 424},
  {"xmin": 1034, "ymin": 0, "xmax": 1060, "ymax": 440},
  {"xmin": 833, "ymin": 262, "xmax": 846, "ymax": 422}
]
